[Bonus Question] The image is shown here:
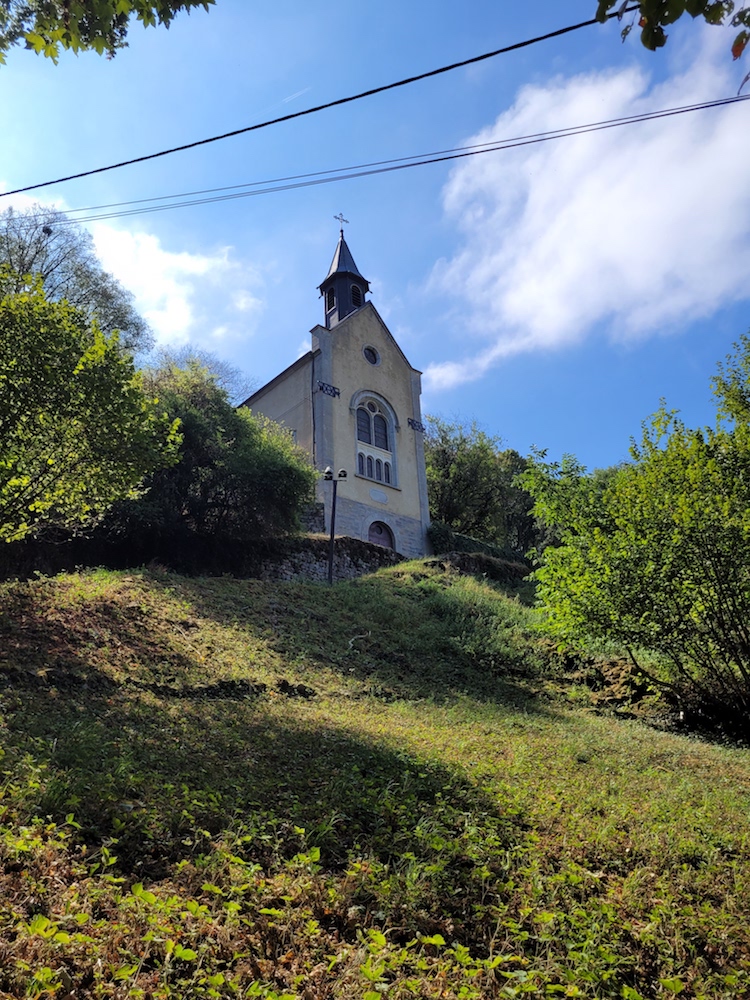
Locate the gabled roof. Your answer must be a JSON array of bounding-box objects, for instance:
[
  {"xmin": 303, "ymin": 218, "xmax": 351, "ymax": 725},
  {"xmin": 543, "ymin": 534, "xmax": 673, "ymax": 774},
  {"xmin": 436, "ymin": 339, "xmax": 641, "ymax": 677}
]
[
  {"xmin": 239, "ymin": 350, "xmax": 317, "ymax": 409},
  {"xmin": 310, "ymin": 300, "xmax": 422, "ymax": 376}
]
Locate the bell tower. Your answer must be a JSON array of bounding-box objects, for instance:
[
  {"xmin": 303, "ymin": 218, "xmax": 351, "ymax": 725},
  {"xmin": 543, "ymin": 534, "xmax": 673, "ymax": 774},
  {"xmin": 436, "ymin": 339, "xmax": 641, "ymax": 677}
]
[{"xmin": 318, "ymin": 220, "xmax": 370, "ymax": 329}]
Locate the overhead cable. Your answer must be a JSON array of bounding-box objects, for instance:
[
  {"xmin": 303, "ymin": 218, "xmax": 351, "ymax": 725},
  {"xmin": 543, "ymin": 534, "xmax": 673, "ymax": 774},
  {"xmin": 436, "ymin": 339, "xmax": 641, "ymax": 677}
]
[
  {"xmin": 0, "ymin": 6, "xmax": 640, "ymax": 199},
  {"xmin": 27, "ymin": 94, "xmax": 749, "ymax": 228}
]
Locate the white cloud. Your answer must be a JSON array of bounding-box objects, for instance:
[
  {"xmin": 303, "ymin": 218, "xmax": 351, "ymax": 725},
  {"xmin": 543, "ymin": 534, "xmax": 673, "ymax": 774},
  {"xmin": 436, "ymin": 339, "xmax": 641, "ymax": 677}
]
[
  {"xmin": 233, "ymin": 289, "xmax": 262, "ymax": 313},
  {"xmin": 425, "ymin": 33, "xmax": 750, "ymax": 391},
  {"xmin": 0, "ymin": 187, "xmax": 70, "ymax": 212},
  {"xmin": 0, "ymin": 188, "xmax": 268, "ymax": 350},
  {"xmin": 91, "ymin": 226, "xmax": 266, "ymax": 345}
]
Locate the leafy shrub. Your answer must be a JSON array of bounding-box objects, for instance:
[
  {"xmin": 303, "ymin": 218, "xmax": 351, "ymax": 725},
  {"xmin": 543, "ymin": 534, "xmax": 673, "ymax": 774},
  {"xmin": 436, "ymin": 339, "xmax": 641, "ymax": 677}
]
[
  {"xmin": 524, "ymin": 335, "xmax": 750, "ymax": 731},
  {"xmin": 103, "ymin": 360, "xmax": 316, "ymax": 543}
]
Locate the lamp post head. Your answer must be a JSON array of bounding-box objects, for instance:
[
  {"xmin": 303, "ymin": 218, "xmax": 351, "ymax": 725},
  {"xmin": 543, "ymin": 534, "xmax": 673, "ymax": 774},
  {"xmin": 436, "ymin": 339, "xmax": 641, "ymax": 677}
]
[
  {"xmin": 323, "ymin": 467, "xmax": 333, "ymax": 481},
  {"xmin": 337, "ymin": 469, "xmax": 347, "ymax": 479}
]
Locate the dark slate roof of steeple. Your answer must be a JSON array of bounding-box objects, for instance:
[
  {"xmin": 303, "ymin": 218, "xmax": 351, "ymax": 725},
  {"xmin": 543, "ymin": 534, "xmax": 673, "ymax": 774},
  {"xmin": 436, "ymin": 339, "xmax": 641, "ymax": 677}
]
[{"xmin": 320, "ymin": 230, "xmax": 368, "ymax": 287}]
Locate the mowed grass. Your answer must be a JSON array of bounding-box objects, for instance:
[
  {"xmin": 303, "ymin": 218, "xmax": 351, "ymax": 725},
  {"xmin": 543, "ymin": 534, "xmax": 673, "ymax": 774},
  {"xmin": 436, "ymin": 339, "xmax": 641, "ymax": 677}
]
[{"xmin": 0, "ymin": 562, "xmax": 749, "ymax": 999}]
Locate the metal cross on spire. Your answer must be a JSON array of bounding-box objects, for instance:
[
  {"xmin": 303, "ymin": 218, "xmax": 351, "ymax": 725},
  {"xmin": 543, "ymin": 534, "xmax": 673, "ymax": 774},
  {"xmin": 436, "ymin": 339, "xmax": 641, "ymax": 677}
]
[{"xmin": 333, "ymin": 212, "xmax": 349, "ymax": 233}]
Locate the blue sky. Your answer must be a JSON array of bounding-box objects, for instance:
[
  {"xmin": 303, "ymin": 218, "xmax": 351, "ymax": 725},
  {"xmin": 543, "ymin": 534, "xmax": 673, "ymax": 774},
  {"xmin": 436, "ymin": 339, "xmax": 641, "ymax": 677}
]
[{"xmin": 1, "ymin": 0, "xmax": 749, "ymax": 470}]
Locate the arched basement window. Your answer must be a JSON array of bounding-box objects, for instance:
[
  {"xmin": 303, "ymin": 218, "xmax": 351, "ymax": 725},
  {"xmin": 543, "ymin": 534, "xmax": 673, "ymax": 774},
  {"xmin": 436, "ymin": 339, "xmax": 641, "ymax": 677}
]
[{"xmin": 368, "ymin": 521, "xmax": 394, "ymax": 549}]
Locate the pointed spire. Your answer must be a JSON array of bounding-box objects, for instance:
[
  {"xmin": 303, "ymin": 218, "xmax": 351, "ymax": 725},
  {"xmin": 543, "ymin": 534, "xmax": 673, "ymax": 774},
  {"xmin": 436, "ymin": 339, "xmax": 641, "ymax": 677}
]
[
  {"xmin": 318, "ymin": 223, "xmax": 370, "ymax": 329},
  {"xmin": 324, "ymin": 229, "xmax": 368, "ymax": 285}
]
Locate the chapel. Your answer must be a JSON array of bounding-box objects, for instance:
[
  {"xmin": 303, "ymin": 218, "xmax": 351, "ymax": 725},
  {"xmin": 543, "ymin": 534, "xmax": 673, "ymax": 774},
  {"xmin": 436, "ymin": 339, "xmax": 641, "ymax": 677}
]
[{"xmin": 241, "ymin": 227, "xmax": 431, "ymax": 558}]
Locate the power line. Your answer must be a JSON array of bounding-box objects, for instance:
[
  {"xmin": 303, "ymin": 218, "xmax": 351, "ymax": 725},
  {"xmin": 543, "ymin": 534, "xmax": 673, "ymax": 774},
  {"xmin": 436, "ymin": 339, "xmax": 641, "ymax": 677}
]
[
  {"xmin": 26, "ymin": 94, "xmax": 749, "ymax": 228},
  {"xmin": 0, "ymin": 6, "xmax": 640, "ymax": 200}
]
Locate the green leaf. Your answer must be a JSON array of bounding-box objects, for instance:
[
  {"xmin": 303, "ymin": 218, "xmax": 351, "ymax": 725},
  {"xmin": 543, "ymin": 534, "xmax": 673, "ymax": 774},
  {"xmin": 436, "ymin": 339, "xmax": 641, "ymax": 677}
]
[
  {"xmin": 659, "ymin": 979, "xmax": 686, "ymax": 994},
  {"xmin": 664, "ymin": 0, "xmax": 687, "ymax": 24},
  {"xmin": 367, "ymin": 929, "xmax": 387, "ymax": 950},
  {"xmin": 114, "ymin": 964, "xmax": 139, "ymax": 980}
]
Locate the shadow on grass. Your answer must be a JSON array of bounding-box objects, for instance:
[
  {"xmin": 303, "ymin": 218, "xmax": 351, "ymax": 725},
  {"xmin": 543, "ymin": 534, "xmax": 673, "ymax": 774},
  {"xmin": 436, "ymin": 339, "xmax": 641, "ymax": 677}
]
[
  {"xmin": 0, "ymin": 566, "xmax": 556, "ymax": 713},
  {"xmin": 0, "ymin": 572, "xmax": 529, "ymax": 859},
  {"xmin": 140, "ymin": 566, "xmax": 557, "ymax": 712},
  {"xmin": 1, "ymin": 673, "xmax": 530, "ymax": 946}
]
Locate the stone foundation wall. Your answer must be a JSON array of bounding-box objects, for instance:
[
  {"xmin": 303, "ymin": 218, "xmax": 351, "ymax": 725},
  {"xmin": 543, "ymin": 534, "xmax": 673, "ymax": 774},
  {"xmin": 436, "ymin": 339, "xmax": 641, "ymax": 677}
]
[
  {"xmin": 0, "ymin": 532, "xmax": 403, "ymax": 584},
  {"xmin": 258, "ymin": 535, "xmax": 403, "ymax": 583},
  {"xmin": 299, "ymin": 502, "xmax": 326, "ymax": 534},
  {"xmin": 332, "ymin": 496, "xmax": 429, "ymax": 559}
]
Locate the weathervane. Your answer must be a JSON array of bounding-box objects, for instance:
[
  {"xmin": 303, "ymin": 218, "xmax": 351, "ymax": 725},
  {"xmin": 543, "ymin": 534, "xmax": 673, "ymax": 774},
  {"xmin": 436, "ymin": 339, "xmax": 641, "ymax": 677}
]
[{"xmin": 333, "ymin": 212, "xmax": 349, "ymax": 233}]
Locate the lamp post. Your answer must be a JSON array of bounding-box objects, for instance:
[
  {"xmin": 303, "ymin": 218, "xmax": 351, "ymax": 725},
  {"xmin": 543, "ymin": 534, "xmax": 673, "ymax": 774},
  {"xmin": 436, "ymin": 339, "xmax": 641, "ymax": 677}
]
[{"xmin": 323, "ymin": 467, "xmax": 347, "ymax": 585}]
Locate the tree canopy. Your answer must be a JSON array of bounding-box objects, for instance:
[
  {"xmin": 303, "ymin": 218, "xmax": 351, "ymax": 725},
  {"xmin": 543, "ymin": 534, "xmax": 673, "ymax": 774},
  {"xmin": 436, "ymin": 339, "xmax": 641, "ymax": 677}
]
[
  {"xmin": 424, "ymin": 416, "xmax": 539, "ymax": 554},
  {"xmin": 0, "ymin": 205, "xmax": 152, "ymax": 353},
  {"xmin": 0, "ymin": 270, "xmax": 179, "ymax": 542},
  {"xmin": 597, "ymin": 0, "xmax": 750, "ymax": 60},
  {"xmin": 522, "ymin": 335, "xmax": 750, "ymax": 720},
  {"xmin": 147, "ymin": 345, "xmax": 258, "ymax": 406},
  {"xmin": 104, "ymin": 358, "xmax": 317, "ymax": 542},
  {"xmin": 0, "ymin": 0, "xmax": 214, "ymax": 62}
]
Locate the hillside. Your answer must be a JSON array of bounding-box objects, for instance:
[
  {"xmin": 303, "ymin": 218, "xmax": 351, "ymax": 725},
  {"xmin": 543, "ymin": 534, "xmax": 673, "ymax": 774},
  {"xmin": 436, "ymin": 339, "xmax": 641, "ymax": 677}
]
[{"xmin": 0, "ymin": 562, "xmax": 749, "ymax": 999}]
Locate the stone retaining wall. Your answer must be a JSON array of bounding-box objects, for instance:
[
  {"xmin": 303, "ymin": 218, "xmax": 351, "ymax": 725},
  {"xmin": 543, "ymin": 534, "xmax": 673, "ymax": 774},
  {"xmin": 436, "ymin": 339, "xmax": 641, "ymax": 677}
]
[
  {"xmin": 258, "ymin": 535, "xmax": 403, "ymax": 583},
  {"xmin": 0, "ymin": 532, "xmax": 403, "ymax": 583}
]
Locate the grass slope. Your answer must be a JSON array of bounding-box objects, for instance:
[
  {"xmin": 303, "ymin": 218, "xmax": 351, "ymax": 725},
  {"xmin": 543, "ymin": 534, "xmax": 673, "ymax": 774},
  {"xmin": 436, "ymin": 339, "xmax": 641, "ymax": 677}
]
[{"xmin": 0, "ymin": 562, "xmax": 748, "ymax": 999}]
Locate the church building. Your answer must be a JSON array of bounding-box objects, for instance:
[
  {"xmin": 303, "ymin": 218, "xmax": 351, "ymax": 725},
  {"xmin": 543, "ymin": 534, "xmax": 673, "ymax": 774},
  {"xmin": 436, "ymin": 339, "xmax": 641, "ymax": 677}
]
[{"xmin": 241, "ymin": 227, "xmax": 431, "ymax": 558}]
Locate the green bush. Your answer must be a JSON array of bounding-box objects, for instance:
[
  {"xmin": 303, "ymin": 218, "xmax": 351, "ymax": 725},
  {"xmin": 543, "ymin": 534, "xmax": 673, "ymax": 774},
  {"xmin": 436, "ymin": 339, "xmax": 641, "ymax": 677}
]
[
  {"xmin": 523, "ymin": 335, "xmax": 750, "ymax": 729},
  {"xmin": 103, "ymin": 360, "xmax": 316, "ymax": 543}
]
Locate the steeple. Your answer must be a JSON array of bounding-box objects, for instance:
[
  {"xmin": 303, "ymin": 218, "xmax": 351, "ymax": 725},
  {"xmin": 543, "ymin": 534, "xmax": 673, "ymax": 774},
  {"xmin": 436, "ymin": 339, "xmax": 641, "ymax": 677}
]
[{"xmin": 319, "ymin": 226, "xmax": 370, "ymax": 329}]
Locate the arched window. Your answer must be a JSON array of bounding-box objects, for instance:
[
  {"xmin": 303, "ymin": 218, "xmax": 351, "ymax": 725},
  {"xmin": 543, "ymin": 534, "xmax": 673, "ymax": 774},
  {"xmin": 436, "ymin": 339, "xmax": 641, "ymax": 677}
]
[
  {"xmin": 373, "ymin": 415, "xmax": 388, "ymax": 450},
  {"xmin": 351, "ymin": 284, "xmax": 362, "ymax": 308},
  {"xmin": 326, "ymin": 287, "xmax": 335, "ymax": 311},
  {"xmin": 357, "ymin": 407, "xmax": 371, "ymax": 444},
  {"xmin": 353, "ymin": 395, "xmax": 397, "ymax": 487}
]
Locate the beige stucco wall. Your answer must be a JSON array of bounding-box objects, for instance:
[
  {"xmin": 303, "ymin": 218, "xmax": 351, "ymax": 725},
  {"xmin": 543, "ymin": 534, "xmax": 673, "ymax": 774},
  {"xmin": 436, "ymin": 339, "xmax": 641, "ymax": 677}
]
[
  {"xmin": 245, "ymin": 355, "xmax": 314, "ymax": 456},
  {"xmin": 315, "ymin": 305, "xmax": 424, "ymax": 523}
]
